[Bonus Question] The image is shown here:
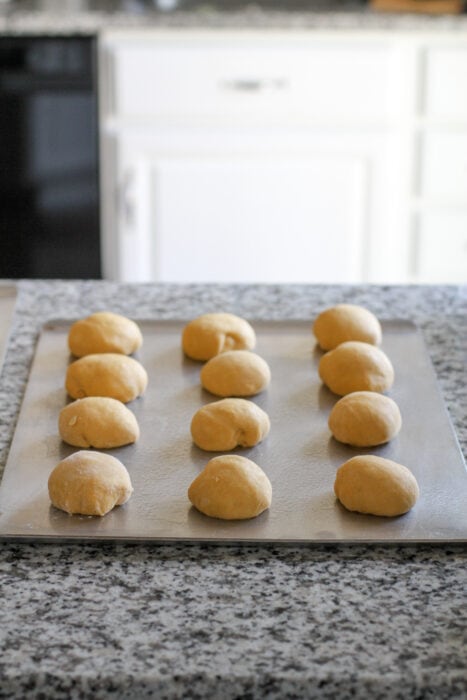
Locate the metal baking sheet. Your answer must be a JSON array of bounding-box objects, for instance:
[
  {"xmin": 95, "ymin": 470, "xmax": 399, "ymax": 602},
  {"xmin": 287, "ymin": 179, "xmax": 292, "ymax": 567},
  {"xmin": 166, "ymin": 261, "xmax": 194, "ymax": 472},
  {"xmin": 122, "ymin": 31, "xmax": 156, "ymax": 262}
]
[{"xmin": 0, "ymin": 320, "xmax": 466, "ymax": 543}]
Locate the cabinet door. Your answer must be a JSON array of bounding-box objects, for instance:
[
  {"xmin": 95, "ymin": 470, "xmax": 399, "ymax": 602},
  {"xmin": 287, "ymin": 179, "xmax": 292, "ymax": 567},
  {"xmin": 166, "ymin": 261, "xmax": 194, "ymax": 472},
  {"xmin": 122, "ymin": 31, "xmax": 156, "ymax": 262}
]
[
  {"xmin": 421, "ymin": 131, "xmax": 467, "ymax": 203},
  {"xmin": 151, "ymin": 154, "xmax": 365, "ymax": 283},
  {"xmin": 104, "ymin": 128, "xmax": 399, "ymax": 284},
  {"xmin": 415, "ymin": 211, "xmax": 467, "ymax": 283},
  {"xmin": 423, "ymin": 46, "xmax": 467, "ymax": 121}
]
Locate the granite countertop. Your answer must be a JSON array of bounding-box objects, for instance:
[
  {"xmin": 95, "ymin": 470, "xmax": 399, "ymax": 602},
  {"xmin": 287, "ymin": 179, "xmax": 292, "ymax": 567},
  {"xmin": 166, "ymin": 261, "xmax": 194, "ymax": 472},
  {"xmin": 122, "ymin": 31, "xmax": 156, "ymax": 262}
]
[
  {"xmin": 0, "ymin": 280, "xmax": 466, "ymax": 699},
  {"xmin": 1, "ymin": 0, "xmax": 467, "ymax": 35}
]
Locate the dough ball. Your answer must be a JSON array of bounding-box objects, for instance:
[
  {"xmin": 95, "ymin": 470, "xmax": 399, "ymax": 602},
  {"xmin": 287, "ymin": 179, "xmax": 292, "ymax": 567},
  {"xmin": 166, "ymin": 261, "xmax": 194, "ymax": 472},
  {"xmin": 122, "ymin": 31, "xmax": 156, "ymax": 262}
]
[
  {"xmin": 200, "ymin": 350, "xmax": 271, "ymax": 397},
  {"xmin": 334, "ymin": 455, "xmax": 419, "ymax": 517},
  {"xmin": 329, "ymin": 391, "xmax": 402, "ymax": 447},
  {"xmin": 66, "ymin": 353, "xmax": 148, "ymax": 403},
  {"xmin": 191, "ymin": 398, "xmax": 270, "ymax": 451},
  {"xmin": 313, "ymin": 304, "xmax": 382, "ymax": 350},
  {"xmin": 68, "ymin": 311, "xmax": 143, "ymax": 357},
  {"xmin": 59, "ymin": 397, "xmax": 140, "ymax": 449},
  {"xmin": 48, "ymin": 450, "xmax": 133, "ymax": 516},
  {"xmin": 182, "ymin": 312, "xmax": 256, "ymax": 361},
  {"xmin": 188, "ymin": 455, "xmax": 272, "ymax": 520},
  {"xmin": 319, "ymin": 341, "xmax": 394, "ymax": 396}
]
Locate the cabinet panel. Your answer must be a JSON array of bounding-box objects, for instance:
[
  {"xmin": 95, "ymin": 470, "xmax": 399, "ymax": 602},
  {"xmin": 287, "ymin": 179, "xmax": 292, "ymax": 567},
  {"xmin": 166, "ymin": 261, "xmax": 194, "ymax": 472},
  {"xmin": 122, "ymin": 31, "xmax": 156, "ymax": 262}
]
[
  {"xmin": 108, "ymin": 39, "xmax": 396, "ymax": 122},
  {"xmin": 424, "ymin": 47, "xmax": 467, "ymax": 120},
  {"xmin": 416, "ymin": 211, "xmax": 467, "ymax": 283},
  {"xmin": 152, "ymin": 153, "xmax": 366, "ymax": 283},
  {"xmin": 421, "ymin": 131, "xmax": 467, "ymax": 201},
  {"xmin": 106, "ymin": 128, "xmax": 399, "ymax": 284}
]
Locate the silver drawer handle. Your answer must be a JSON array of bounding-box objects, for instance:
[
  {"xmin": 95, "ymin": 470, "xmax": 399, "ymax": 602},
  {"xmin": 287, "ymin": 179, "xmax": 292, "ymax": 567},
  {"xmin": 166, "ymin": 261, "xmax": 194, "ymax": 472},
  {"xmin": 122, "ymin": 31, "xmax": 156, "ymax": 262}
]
[{"xmin": 219, "ymin": 78, "xmax": 289, "ymax": 92}]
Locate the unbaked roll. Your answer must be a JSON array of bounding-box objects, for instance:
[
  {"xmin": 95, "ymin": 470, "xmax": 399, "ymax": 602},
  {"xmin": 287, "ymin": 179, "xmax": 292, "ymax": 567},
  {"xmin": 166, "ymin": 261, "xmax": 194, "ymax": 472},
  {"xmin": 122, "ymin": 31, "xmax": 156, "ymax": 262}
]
[
  {"xmin": 328, "ymin": 391, "xmax": 401, "ymax": 447},
  {"xmin": 334, "ymin": 455, "xmax": 419, "ymax": 517},
  {"xmin": 48, "ymin": 450, "xmax": 133, "ymax": 517},
  {"xmin": 313, "ymin": 304, "xmax": 382, "ymax": 350},
  {"xmin": 188, "ymin": 454, "xmax": 272, "ymax": 520},
  {"xmin": 65, "ymin": 353, "xmax": 148, "ymax": 403},
  {"xmin": 68, "ymin": 311, "xmax": 143, "ymax": 357},
  {"xmin": 59, "ymin": 397, "xmax": 140, "ymax": 449},
  {"xmin": 200, "ymin": 350, "xmax": 271, "ymax": 397},
  {"xmin": 191, "ymin": 398, "xmax": 270, "ymax": 451},
  {"xmin": 319, "ymin": 341, "xmax": 394, "ymax": 396},
  {"xmin": 182, "ymin": 312, "xmax": 256, "ymax": 361}
]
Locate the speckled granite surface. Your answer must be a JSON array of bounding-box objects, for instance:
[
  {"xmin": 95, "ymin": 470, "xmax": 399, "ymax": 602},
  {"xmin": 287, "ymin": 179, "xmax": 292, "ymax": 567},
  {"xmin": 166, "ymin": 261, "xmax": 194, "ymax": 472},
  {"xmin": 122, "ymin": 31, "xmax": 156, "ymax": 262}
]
[
  {"xmin": 0, "ymin": 281, "xmax": 466, "ymax": 699},
  {"xmin": 1, "ymin": 0, "xmax": 466, "ymax": 35}
]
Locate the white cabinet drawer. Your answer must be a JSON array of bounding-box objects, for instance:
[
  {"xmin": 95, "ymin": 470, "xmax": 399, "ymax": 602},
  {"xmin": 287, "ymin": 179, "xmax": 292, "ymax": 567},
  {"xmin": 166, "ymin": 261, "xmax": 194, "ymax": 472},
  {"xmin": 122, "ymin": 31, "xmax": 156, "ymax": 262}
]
[
  {"xmin": 421, "ymin": 131, "xmax": 467, "ymax": 201},
  {"xmin": 416, "ymin": 212, "xmax": 467, "ymax": 283},
  {"xmin": 424, "ymin": 47, "xmax": 467, "ymax": 120},
  {"xmin": 105, "ymin": 37, "xmax": 396, "ymax": 122}
]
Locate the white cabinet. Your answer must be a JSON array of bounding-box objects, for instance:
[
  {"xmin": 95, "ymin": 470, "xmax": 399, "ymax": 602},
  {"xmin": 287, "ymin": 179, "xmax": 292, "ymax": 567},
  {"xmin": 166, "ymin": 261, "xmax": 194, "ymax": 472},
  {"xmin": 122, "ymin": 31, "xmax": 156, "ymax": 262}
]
[
  {"xmin": 99, "ymin": 29, "xmax": 467, "ymax": 284},
  {"xmin": 104, "ymin": 39, "xmax": 400, "ymax": 123},
  {"xmin": 421, "ymin": 131, "xmax": 467, "ymax": 201},
  {"xmin": 416, "ymin": 211, "xmax": 467, "ymax": 282},
  {"xmin": 107, "ymin": 127, "xmax": 399, "ymax": 283},
  {"xmin": 411, "ymin": 43, "xmax": 467, "ymax": 283},
  {"xmin": 423, "ymin": 46, "xmax": 467, "ymax": 120}
]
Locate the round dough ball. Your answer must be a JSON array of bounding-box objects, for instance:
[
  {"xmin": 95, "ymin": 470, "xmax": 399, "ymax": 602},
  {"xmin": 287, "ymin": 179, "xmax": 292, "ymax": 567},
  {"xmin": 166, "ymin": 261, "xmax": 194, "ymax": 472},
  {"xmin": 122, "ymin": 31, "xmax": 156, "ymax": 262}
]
[
  {"xmin": 334, "ymin": 455, "xmax": 419, "ymax": 517},
  {"xmin": 329, "ymin": 391, "xmax": 402, "ymax": 447},
  {"xmin": 191, "ymin": 398, "xmax": 270, "ymax": 451},
  {"xmin": 188, "ymin": 455, "xmax": 272, "ymax": 520},
  {"xmin": 313, "ymin": 304, "xmax": 382, "ymax": 350},
  {"xmin": 59, "ymin": 397, "xmax": 140, "ymax": 449},
  {"xmin": 48, "ymin": 450, "xmax": 133, "ymax": 516},
  {"xmin": 65, "ymin": 353, "xmax": 148, "ymax": 403},
  {"xmin": 68, "ymin": 311, "xmax": 143, "ymax": 357},
  {"xmin": 319, "ymin": 341, "xmax": 394, "ymax": 396},
  {"xmin": 200, "ymin": 350, "xmax": 271, "ymax": 397},
  {"xmin": 182, "ymin": 312, "xmax": 256, "ymax": 361}
]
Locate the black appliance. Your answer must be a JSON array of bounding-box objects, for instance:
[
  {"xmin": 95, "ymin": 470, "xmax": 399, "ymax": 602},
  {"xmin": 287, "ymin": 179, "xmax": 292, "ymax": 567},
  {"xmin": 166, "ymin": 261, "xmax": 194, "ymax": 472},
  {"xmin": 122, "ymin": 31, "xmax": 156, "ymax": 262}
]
[{"xmin": 0, "ymin": 36, "xmax": 101, "ymax": 278}]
